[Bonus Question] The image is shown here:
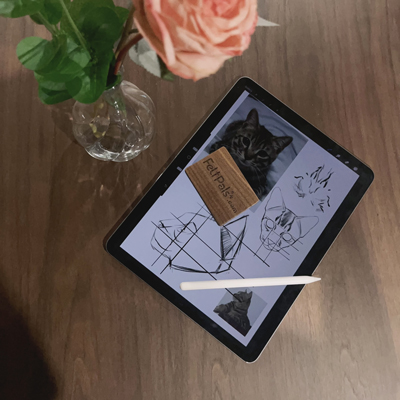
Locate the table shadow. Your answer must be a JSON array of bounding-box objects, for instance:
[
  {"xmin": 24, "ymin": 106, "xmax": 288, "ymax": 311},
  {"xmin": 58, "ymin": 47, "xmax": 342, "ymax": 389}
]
[
  {"xmin": 0, "ymin": 286, "xmax": 57, "ymax": 400},
  {"xmin": 46, "ymin": 99, "xmax": 77, "ymax": 144}
]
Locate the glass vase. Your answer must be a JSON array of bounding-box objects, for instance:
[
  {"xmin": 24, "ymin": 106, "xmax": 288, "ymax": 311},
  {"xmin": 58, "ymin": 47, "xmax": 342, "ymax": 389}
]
[{"xmin": 72, "ymin": 80, "xmax": 156, "ymax": 162}]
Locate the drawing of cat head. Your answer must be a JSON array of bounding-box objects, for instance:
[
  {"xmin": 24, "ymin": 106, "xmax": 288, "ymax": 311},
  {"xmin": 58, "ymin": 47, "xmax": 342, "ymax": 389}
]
[{"xmin": 260, "ymin": 188, "xmax": 319, "ymax": 251}]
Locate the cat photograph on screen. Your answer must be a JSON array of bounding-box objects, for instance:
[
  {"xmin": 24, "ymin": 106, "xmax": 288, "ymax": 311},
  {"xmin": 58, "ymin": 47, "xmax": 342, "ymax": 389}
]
[
  {"xmin": 213, "ymin": 289, "xmax": 267, "ymax": 336},
  {"xmin": 214, "ymin": 290, "xmax": 253, "ymax": 336},
  {"xmin": 205, "ymin": 96, "xmax": 308, "ymax": 201}
]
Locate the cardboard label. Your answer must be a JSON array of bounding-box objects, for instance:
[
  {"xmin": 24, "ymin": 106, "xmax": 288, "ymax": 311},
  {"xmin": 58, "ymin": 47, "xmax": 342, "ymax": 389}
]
[{"xmin": 185, "ymin": 147, "xmax": 259, "ymax": 226}]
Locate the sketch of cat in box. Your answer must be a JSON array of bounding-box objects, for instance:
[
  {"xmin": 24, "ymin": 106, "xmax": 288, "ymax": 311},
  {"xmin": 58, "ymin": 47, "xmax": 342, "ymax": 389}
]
[{"xmin": 260, "ymin": 188, "xmax": 319, "ymax": 253}]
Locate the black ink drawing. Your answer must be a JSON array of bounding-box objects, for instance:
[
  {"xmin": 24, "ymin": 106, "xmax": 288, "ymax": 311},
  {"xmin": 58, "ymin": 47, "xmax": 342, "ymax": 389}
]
[
  {"xmin": 294, "ymin": 165, "xmax": 333, "ymax": 212},
  {"xmin": 259, "ymin": 188, "xmax": 319, "ymax": 253},
  {"xmin": 214, "ymin": 290, "xmax": 253, "ymax": 336},
  {"xmin": 150, "ymin": 205, "xmax": 248, "ymax": 275}
]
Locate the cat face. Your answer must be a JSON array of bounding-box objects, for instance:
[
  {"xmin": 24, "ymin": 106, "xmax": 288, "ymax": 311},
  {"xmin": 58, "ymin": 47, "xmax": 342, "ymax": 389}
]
[
  {"xmin": 233, "ymin": 290, "xmax": 253, "ymax": 311},
  {"xmin": 221, "ymin": 109, "xmax": 293, "ymax": 173},
  {"xmin": 233, "ymin": 290, "xmax": 253, "ymax": 303},
  {"xmin": 260, "ymin": 188, "xmax": 318, "ymax": 251}
]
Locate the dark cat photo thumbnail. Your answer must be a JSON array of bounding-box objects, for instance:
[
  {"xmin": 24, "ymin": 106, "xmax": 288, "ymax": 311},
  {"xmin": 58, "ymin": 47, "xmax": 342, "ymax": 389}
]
[
  {"xmin": 214, "ymin": 290, "xmax": 253, "ymax": 336},
  {"xmin": 209, "ymin": 109, "xmax": 293, "ymax": 199}
]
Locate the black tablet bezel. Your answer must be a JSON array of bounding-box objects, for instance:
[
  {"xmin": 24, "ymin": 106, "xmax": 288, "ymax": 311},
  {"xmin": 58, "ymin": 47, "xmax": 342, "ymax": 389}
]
[{"xmin": 106, "ymin": 77, "xmax": 374, "ymax": 362}]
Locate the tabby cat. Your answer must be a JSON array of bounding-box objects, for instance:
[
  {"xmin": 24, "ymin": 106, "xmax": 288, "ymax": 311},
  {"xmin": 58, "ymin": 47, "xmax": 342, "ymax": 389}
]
[
  {"xmin": 213, "ymin": 290, "xmax": 253, "ymax": 336},
  {"xmin": 210, "ymin": 109, "xmax": 293, "ymax": 199},
  {"xmin": 260, "ymin": 187, "xmax": 319, "ymax": 251}
]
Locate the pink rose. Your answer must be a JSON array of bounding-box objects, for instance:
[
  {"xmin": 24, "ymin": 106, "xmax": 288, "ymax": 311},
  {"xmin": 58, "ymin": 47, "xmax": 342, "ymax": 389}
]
[{"xmin": 132, "ymin": 0, "xmax": 258, "ymax": 81}]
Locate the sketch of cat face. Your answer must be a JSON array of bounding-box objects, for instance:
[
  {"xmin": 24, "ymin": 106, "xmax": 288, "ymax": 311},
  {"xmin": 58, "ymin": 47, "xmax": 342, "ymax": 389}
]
[
  {"xmin": 260, "ymin": 188, "xmax": 318, "ymax": 251},
  {"xmin": 294, "ymin": 165, "xmax": 333, "ymax": 212}
]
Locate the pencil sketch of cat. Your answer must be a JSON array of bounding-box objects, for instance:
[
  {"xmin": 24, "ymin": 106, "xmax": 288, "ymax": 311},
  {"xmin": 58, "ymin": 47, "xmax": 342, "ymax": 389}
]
[
  {"xmin": 213, "ymin": 290, "xmax": 253, "ymax": 336},
  {"xmin": 209, "ymin": 109, "xmax": 293, "ymax": 199},
  {"xmin": 260, "ymin": 188, "xmax": 319, "ymax": 252},
  {"xmin": 293, "ymin": 165, "xmax": 333, "ymax": 212}
]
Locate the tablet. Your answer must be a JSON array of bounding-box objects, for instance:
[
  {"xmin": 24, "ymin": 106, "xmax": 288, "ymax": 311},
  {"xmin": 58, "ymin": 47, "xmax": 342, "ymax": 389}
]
[{"xmin": 106, "ymin": 78, "xmax": 373, "ymax": 362}]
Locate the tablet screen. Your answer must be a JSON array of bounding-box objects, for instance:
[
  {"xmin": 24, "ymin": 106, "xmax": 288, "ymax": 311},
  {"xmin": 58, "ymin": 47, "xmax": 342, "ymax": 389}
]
[{"xmin": 120, "ymin": 90, "xmax": 359, "ymax": 346}]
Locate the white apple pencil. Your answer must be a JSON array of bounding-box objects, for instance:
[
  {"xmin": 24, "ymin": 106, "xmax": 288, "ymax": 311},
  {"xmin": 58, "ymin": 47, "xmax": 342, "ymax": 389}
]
[{"xmin": 180, "ymin": 276, "xmax": 321, "ymax": 291}]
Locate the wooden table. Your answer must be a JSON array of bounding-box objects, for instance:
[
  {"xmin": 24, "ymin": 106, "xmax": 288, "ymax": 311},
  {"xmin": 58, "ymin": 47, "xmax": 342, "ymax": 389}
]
[{"xmin": 1, "ymin": 1, "xmax": 400, "ymax": 399}]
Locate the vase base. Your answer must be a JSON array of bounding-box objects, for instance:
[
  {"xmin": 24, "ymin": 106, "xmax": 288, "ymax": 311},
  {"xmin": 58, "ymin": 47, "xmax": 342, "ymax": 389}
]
[{"xmin": 85, "ymin": 144, "xmax": 143, "ymax": 162}]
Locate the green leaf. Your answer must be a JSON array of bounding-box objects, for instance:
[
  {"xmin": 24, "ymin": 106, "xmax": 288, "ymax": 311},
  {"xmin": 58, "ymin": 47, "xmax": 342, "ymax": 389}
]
[
  {"xmin": 16, "ymin": 37, "xmax": 56, "ymax": 71},
  {"xmin": 35, "ymin": 73, "xmax": 68, "ymax": 91},
  {"xmin": 115, "ymin": 6, "xmax": 129, "ymax": 25},
  {"xmin": 60, "ymin": 0, "xmax": 124, "ymax": 55},
  {"xmin": 158, "ymin": 56, "xmax": 175, "ymax": 82},
  {"xmin": 0, "ymin": 0, "xmax": 43, "ymax": 18},
  {"xmin": 66, "ymin": 52, "xmax": 113, "ymax": 103},
  {"xmin": 61, "ymin": 0, "xmax": 115, "ymax": 33},
  {"xmin": 80, "ymin": 0, "xmax": 115, "ymax": 14},
  {"xmin": 55, "ymin": 36, "xmax": 91, "ymax": 74},
  {"xmin": 38, "ymin": 85, "xmax": 72, "ymax": 105},
  {"xmin": 36, "ymin": 36, "xmax": 90, "ymax": 81},
  {"xmin": 30, "ymin": 0, "xmax": 62, "ymax": 25},
  {"xmin": 80, "ymin": 7, "xmax": 123, "ymax": 54}
]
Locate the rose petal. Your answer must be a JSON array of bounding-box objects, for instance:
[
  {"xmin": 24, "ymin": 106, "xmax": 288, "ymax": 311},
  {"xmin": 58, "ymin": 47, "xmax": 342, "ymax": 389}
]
[{"xmin": 132, "ymin": 0, "xmax": 258, "ymax": 81}]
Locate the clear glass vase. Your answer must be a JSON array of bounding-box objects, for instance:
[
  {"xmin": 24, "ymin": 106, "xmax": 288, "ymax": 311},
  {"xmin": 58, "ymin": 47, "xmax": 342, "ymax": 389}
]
[{"xmin": 72, "ymin": 80, "xmax": 156, "ymax": 162}]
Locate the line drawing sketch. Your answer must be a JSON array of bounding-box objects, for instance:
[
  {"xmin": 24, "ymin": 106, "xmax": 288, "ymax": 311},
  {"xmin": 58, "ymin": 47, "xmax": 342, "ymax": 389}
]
[
  {"xmin": 293, "ymin": 165, "xmax": 334, "ymax": 212},
  {"xmin": 257, "ymin": 188, "xmax": 319, "ymax": 259},
  {"xmin": 150, "ymin": 205, "xmax": 249, "ymax": 275}
]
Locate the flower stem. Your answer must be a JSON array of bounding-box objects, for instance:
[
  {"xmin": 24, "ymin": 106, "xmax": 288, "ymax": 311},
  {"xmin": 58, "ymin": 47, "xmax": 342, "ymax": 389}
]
[
  {"xmin": 36, "ymin": 13, "xmax": 58, "ymax": 35},
  {"xmin": 114, "ymin": 33, "xmax": 143, "ymax": 75},
  {"xmin": 58, "ymin": 0, "xmax": 89, "ymax": 53},
  {"xmin": 115, "ymin": 5, "xmax": 135, "ymax": 57}
]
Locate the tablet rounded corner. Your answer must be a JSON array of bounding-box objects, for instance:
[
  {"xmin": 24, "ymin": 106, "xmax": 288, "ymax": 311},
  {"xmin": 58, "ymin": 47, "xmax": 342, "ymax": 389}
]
[
  {"xmin": 235, "ymin": 76, "xmax": 255, "ymax": 88},
  {"xmin": 366, "ymin": 166, "xmax": 375, "ymax": 185},
  {"xmin": 103, "ymin": 234, "xmax": 114, "ymax": 254},
  {"xmin": 242, "ymin": 352, "xmax": 260, "ymax": 364}
]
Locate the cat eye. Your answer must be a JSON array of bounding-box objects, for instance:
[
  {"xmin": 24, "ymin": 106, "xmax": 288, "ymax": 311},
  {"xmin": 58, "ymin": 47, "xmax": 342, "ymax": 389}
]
[
  {"xmin": 282, "ymin": 233, "xmax": 293, "ymax": 242},
  {"xmin": 241, "ymin": 137, "xmax": 250, "ymax": 147},
  {"xmin": 266, "ymin": 219, "xmax": 275, "ymax": 229},
  {"xmin": 257, "ymin": 150, "xmax": 268, "ymax": 159}
]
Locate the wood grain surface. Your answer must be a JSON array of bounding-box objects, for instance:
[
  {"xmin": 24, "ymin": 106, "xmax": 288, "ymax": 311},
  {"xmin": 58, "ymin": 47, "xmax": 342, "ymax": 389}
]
[
  {"xmin": 186, "ymin": 147, "xmax": 259, "ymax": 226},
  {"xmin": 1, "ymin": 0, "xmax": 400, "ymax": 399}
]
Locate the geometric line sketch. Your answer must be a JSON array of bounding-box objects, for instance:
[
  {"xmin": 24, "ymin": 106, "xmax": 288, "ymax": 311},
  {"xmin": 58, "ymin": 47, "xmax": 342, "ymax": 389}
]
[
  {"xmin": 258, "ymin": 188, "xmax": 319, "ymax": 259},
  {"xmin": 220, "ymin": 216, "xmax": 247, "ymax": 265},
  {"xmin": 150, "ymin": 205, "xmax": 248, "ymax": 275},
  {"xmin": 294, "ymin": 165, "xmax": 334, "ymax": 212}
]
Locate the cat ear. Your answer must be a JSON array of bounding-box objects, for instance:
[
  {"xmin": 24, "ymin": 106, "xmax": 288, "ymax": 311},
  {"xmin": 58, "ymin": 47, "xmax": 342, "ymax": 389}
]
[
  {"xmin": 272, "ymin": 136, "xmax": 293, "ymax": 153},
  {"xmin": 296, "ymin": 216, "xmax": 319, "ymax": 237},
  {"xmin": 265, "ymin": 188, "xmax": 286, "ymax": 211},
  {"xmin": 246, "ymin": 109, "xmax": 259, "ymax": 126}
]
